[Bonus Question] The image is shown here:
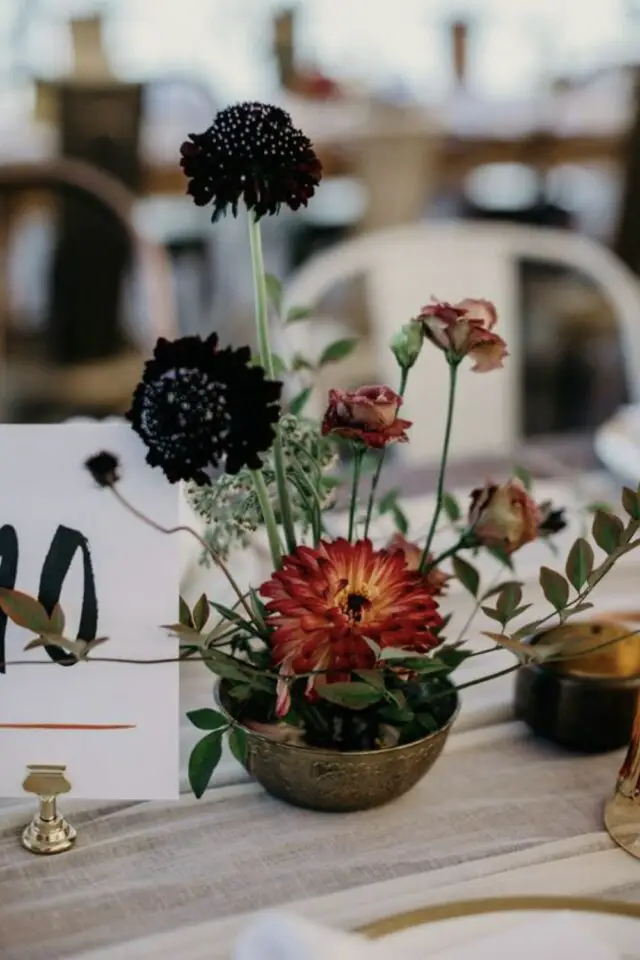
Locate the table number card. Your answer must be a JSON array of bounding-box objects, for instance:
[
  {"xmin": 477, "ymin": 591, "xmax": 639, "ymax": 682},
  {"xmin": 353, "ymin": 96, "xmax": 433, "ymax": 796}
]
[{"xmin": 0, "ymin": 424, "xmax": 180, "ymax": 799}]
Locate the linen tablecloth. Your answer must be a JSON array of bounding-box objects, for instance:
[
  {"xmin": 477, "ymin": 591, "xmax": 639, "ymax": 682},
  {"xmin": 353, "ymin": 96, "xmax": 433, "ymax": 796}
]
[{"xmin": 2, "ymin": 475, "xmax": 640, "ymax": 959}]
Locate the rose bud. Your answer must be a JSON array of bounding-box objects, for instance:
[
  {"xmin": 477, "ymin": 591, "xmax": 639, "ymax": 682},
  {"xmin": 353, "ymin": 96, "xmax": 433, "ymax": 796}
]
[
  {"xmin": 417, "ymin": 297, "xmax": 508, "ymax": 372},
  {"xmin": 321, "ymin": 385, "xmax": 411, "ymax": 448},
  {"xmin": 390, "ymin": 321, "xmax": 423, "ymax": 371},
  {"xmin": 388, "ymin": 532, "xmax": 451, "ymax": 594},
  {"xmin": 468, "ymin": 479, "xmax": 540, "ymax": 554}
]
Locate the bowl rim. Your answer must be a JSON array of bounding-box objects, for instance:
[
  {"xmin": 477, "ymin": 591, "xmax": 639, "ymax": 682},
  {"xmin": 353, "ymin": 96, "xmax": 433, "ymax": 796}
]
[{"xmin": 215, "ymin": 677, "xmax": 460, "ymax": 758}]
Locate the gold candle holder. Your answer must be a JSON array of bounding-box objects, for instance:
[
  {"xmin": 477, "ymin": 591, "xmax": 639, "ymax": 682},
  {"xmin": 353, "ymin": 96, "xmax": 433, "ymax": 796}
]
[
  {"xmin": 605, "ymin": 697, "xmax": 640, "ymax": 859},
  {"xmin": 21, "ymin": 764, "xmax": 77, "ymax": 855}
]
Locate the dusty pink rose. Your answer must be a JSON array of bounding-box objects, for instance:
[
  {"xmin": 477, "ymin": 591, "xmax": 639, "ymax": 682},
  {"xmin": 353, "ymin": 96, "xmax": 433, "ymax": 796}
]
[
  {"xmin": 321, "ymin": 385, "xmax": 411, "ymax": 448},
  {"xmin": 387, "ymin": 533, "xmax": 451, "ymax": 595},
  {"xmin": 468, "ymin": 479, "xmax": 540, "ymax": 554},
  {"xmin": 418, "ymin": 298, "xmax": 508, "ymax": 372}
]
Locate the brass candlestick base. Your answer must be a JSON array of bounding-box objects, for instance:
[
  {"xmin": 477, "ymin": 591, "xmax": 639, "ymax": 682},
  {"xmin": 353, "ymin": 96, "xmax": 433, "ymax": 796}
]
[
  {"xmin": 604, "ymin": 693, "xmax": 640, "ymax": 859},
  {"xmin": 21, "ymin": 765, "xmax": 76, "ymax": 855},
  {"xmin": 605, "ymin": 793, "xmax": 640, "ymax": 860}
]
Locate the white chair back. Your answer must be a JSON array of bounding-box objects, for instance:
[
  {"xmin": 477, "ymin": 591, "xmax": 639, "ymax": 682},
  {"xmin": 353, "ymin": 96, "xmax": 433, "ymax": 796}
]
[{"xmin": 282, "ymin": 222, "xmax": 640, "ymax": 465}]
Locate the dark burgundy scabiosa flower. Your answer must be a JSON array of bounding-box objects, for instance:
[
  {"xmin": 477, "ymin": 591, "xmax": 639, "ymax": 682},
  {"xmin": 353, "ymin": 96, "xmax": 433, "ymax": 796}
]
[
  {"xmin": 179, "ymin": 101, "xmax": 322, "ymax": 222},
  {"xmin": 537, "ymin": 501, "xmax": 567, "ymax": 537},
  {"xmin": 85, "ymin": 451, "xmax": 121, "ymax": 487},
  {"xmin": 127, "ymin": 334, "xmax": 282, "ymax": 484}
]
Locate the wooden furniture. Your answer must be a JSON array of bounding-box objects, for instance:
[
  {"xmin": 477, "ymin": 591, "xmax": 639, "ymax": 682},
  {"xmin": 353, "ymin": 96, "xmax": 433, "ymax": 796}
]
[{"xmin": 0, "ymin": 158, "xmax": 176, "ymax": 422}]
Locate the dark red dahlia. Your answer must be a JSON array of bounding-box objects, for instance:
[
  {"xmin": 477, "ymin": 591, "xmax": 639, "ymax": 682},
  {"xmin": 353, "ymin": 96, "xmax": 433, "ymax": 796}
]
[{"xmin": 179, "ymin": 101, "xmax": 323, "ymax": 221}]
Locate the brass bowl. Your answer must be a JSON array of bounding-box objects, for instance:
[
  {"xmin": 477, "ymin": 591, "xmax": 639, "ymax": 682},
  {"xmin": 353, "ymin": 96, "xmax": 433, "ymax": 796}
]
[
  {"xmin": 217, "ymin": 681, "xmax": 459, "ymax": 812},
  {"xmin": 514, "ymin": 619, "xmax": 640, "ymax": 753}
]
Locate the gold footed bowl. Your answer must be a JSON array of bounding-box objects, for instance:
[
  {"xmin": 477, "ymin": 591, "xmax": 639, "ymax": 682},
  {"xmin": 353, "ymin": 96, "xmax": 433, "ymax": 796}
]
[{"xmin": 218, "ymin": 682, "xmax": 459, "ymax": 813}]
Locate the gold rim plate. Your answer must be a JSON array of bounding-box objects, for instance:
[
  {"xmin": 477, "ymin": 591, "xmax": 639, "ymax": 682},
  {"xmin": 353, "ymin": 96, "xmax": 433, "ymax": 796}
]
[{"xmin": 360, "ymin": 895, "xmax": 640, "ymax": 939}]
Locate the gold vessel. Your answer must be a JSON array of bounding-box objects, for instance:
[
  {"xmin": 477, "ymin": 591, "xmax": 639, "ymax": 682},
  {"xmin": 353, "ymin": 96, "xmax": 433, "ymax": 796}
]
[
  {"xmin": 605, "ymin": 695, "xmax": 640, "ymax": 859},
  {"xmin": 218, "ymin": 683, "xmax": 458, "ymax": 812}
]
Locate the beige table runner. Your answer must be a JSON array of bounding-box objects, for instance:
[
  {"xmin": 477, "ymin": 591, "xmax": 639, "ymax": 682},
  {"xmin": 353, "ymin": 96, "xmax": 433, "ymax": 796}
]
[{"xmin": 0, "ymin": 722, "xmax": 633, "ymax": 959}]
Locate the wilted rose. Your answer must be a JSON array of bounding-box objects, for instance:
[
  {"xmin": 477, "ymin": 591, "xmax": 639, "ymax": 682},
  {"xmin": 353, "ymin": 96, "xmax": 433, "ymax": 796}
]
[
  {"xmin": 418, "ymin": 297, "xmax": 508, "ymax": 372},
  {"xmin": 387, "ymin": 533, "xmax": 451, "ymax": 594},
  {"xmin": 321, "ymin": 385, "xmax": 411, "ymax": 448},
  {"xmin": 468, "ymin": 479, "xmax": 540, "ymax": 554}
]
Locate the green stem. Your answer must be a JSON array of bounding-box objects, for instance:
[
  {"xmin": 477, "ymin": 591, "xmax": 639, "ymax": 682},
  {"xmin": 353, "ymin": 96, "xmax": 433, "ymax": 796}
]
[
  {"xmin": 419, "ymin": 362, "xmax": 459, "ymax": 572},
  {"xmin": 247, "ymin": 211, "xmax": 297, "ymax": 555},
  {"xmin": 424, "ymin": 531, "xmax": 474, "ymax": 573},
  {"xmin": 363, "ymin": 366, "xmax": 409, "ymax": 540},
  {"xmin": 348, "ymin": 447, "xmax": 365, "ymax": 542},
  {"xmin": 250, "ymin": 470, "xmax": 283, "ymax": 569}
]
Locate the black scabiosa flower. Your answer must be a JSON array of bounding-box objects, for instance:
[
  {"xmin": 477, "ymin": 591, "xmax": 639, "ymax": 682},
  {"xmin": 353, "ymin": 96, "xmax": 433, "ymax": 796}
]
[
  {"xmin": 127, "ymin": 334, "xmax": 282, "ymax": 484},
  {"xmin": 537, "ymin": 501, "xmax": 567, "ymax": 537},
  {"xmin": 179, "ymin": 101, "xmax": 322, "ymax": 222},
  {"xmin": 85, "ymin": 451, "xmax": 121, "ymax": 487}
]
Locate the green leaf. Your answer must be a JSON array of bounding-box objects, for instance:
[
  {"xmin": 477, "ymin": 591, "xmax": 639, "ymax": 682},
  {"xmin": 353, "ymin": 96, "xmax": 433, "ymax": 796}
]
[
  {"xmin": 0, "ymin": 589, "xmax": 52, "ymax": 633},
  {"xmin": 480, "ymin": 605, "xmax": 505, "ymax": 624},
  {"xmin": 378, "ymin": 488, "xmax": 400, "ymax": 514},
  {"xmin": 188, "ymin": 731, "xmax": 223, "ymax": 799},
  {"xmin": 513, "ymin": 465, "xmax": 533, "ymax": 490},
  {"xmin": 186, "ymin": 708, "xmax": 228, "ymax": 731},
  {"xmin": 496, "ymin": 582, "xmax": 523, "ymax": 621},
  {"xmin": 509, "ymin": 603, "xmax": 533, "ymax": 619},
  {"xmin": 264, "ymin": 273, "xmax": 282, "ymax": 313},
  {"xmin": 391, "ymin": 504, "xmax": 409, "ymax": 536},
  {"xmin": 452, "ymin": 556, "xmax": 480, "ymax": 597},
  {"xmin": 192, "ymin": 594, "xmax": 210, "ymax": 632},
  {"xmin": 592, "ymin": 510, "xmax": 624, "ymax": 554},
  {"xmin": 442, "ymin": 492, "xmax": 462, "ymax": 524},
  {"xmin": 316, "ymin": 682, "xmax": 383, "ymax": 709},
  {"xmin": 622, "ymin": 487, "xmax": 640, "ymax": 521},
  {"xmin": 415, "ymin": 712, "xmax": 439, "ymax": 734},
  {"xmin": 179, "ymin": 596, "xmax": 193, "ymax": 628},
  {"xmin": 200, "ymin": 648, "xmax": 257, "ymax": 684},
  {"xmin": 208, "ymin": 601, "xmax": 262, "ymax": 638},
  {"xmin": 586, "ymin": 501, "xmax": 614, "ymax": 514},
  {"xmin": 435, "ymin": 646, "xmax": 473, "ymax": 670},
  {"xmin": 289, "ymin": 387, "xmax": 312, "ymax": 417},
  {"xmin": 486, "ymin": 546, "xmax": 514, "ymax": 570},
  {"xmin": 565, "ymin": 538, "xmax": 595, "ymax": 591},
  {"xmin": 291, "ymin": 353, "xmax": 315, "ymax": 372},
  {"xmin": 482, "ymin": 580, "xmax": 523, "ymax": 601},
  {"xmin": 539, "ymin": 566, "xmax": 570, "ymax": 611},
  {"xmin": 286, "ymin": 305, "xmax": 315, "ymax": 323},
  {"xmin": 271, "ymin": 354, "xmax": 288, "ymax": 377},
  {"xmin": 319, "ymin": 338, "xmax": 358, "ymax": 366},
  {"xmin": 564, "ymin": 601, "xmax": 595, "ymax": 619},
  {"xmin": 228, "ymin": 727, "xmax": 248, "ymax": 765},
  {"xmin": 355, "ymin": 669, "xmax": 386, "ymax": 690},
  {"xmin": 48, "ymin": 604, "xmax": 65, "ymax": 634}
]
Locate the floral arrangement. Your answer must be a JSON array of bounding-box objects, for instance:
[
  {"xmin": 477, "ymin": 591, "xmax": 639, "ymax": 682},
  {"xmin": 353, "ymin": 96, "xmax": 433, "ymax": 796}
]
[{"xmin": 2, "ymin": 101, "xmax": 640, "ymax": 800}]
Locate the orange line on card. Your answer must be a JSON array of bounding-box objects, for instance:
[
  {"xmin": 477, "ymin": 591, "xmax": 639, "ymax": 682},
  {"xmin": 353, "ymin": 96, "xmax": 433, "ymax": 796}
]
[{"xmin": 0, "ymin": 723, "xmax": 135, "ymax": 730}]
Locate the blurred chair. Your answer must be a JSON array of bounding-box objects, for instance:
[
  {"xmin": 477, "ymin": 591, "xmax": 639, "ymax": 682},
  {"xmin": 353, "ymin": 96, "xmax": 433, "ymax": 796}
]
[
  {"xmin": 136, "ymin": 74, "xmax": 219, "ymax": 332},
  {"xmin": 614, "ymin": 67, "xmax": 640, "ymax": 275},
  {"xmin": 282, "ymin": 222, "xmax": 640, "ymax": 465},
  {"xmin": 0, "ymin": 158, "xmax": 176, "ymax": 422},
  {"xmin": 54, "ymin": 81, "xmax": 143, "ymax": 364}
]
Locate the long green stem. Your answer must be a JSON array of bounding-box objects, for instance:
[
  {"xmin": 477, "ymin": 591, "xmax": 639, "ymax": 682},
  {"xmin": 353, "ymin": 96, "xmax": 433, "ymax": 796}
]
[
  {"xmin": 419, "ymin": 362, "xmax": 459, "ymax": 572},
  {"xmin": 363, "ymin": 367, "xmax": 409, "ymax": 539},
  {"xmin": 247, "ymin": 212, "xmax": 297, "ymax": 555},
  {"xmin": 250, "ymin": 471, "xmax": 283, "ymax": 570},
  {"xmin": 348, "ymin": 448, "xmax": 365, "ymax": 542}
]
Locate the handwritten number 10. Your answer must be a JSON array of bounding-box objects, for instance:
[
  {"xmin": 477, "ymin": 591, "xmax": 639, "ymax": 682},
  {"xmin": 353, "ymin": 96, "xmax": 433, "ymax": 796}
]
[{"xmin": 0, "ymin": 524, "xmax": 98, "ymax": 673}]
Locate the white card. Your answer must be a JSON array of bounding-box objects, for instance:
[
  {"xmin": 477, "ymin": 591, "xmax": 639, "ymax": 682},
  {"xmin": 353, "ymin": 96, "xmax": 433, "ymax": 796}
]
[{"xmin": 0, "ymin": 424, "xmax": 180, "ymax": 799}]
